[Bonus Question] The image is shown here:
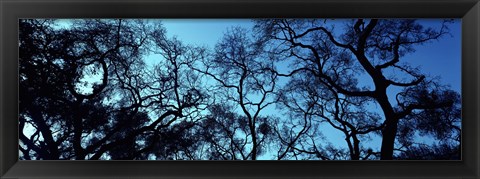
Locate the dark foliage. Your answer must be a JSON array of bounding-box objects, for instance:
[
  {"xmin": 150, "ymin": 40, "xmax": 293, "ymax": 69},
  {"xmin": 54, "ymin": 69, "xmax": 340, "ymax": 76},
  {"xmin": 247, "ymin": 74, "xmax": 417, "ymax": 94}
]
[{"xmin": 19, "ymin": 19, "xmax": 460, "ymax": 160}]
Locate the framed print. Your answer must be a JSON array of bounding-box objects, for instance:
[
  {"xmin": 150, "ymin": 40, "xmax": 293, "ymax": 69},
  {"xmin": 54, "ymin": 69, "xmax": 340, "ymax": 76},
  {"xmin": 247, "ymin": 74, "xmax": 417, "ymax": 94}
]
[{"xmin": 1, "ymin": 0, "xmax": 480, "ymax": 178}]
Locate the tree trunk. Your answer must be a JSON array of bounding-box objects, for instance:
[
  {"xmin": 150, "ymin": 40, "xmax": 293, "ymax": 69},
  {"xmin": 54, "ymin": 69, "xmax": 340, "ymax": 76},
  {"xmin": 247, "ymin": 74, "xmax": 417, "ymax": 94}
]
[
  {"xmin": 73, "ymin": 99, "xmax": 86, "ymax": 160},
  {"xmin": 375, "ymin": 92, "xmax": 399, "ymax": 160},
  {"xmin": 352, "ymin": 135, "xmax": 360, "ymax": 160},
  {"xmin": 380, "ymin": 118, "xmax": 398, "ymax": 160},
  {"xmin": 250, "ymin": 121, "xmax": 257, "ymax": 160}
]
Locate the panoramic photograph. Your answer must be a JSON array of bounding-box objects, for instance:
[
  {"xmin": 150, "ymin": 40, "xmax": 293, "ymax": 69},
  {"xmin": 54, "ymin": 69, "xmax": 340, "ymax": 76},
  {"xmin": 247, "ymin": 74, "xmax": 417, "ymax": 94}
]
[{"xmin": 19, "ymin": 18, "xmax": 461, "ymax": 160}]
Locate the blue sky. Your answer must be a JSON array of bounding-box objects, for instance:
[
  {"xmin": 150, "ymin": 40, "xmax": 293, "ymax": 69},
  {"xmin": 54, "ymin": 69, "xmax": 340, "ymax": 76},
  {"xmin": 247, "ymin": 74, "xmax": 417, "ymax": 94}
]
[
  {"xmin": 162, "ymin": 19, "xmax": 461, "ymax": 92},
  {"xmin": 28, "ymin": 19, "xmax": 461, "ymax": 160},
  {"xmin": 52, "ymin": 18, "xmax": 462, "ymax": 93},
  {"xmin": 160, "ymin": 19, "xmax": 461, "ymax": 158},
  {"xmin": 161, "ymin": 19, "xmax": 253, "ymax": 48}
]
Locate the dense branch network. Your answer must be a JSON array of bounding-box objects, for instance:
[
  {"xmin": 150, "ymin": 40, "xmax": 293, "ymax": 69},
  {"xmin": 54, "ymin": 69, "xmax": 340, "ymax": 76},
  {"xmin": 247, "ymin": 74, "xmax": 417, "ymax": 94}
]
[{"xmin": 19, "ymin": 19, "xmax": 460, "ymax": 160}]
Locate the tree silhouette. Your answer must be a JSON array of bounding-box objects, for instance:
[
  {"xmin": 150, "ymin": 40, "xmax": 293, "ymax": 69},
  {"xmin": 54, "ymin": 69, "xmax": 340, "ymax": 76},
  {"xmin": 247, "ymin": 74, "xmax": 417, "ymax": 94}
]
[
  {"xmin": 253, "ymin": 19, "xmax": 460, "ymax": 160},
  {"xmin": 19, "ymin": 19, "xmax": 460, "ymax": 160},
  {"xmin": 19, "ymin": 19, "xmax": 207, "ymax": 160},
  {"xmin": 274, "ymin": 73, "xmax": 383, "ymax": 160},
  {"xmin": 190, "ymin": 27, "xmax": 277, "ymax": 160}
]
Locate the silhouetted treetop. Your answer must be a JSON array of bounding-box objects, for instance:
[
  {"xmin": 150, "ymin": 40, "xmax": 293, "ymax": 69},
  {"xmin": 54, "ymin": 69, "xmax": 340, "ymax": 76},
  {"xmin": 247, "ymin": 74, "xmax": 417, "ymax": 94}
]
[{"xmin": 19, "ymin": 19, "xmax": 460, "ymax": 160}]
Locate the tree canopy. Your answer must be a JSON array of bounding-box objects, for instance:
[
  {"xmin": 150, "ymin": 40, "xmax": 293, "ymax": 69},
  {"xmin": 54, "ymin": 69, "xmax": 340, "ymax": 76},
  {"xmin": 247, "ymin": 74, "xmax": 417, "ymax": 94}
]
[{"xmin": 19, "ymin": 19, "xmax": 460, "ymax": 160}]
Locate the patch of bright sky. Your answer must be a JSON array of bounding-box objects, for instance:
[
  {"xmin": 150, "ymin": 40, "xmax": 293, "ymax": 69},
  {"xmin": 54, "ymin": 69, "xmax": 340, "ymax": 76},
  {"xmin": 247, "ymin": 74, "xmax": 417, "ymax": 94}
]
[{"xmin": 162, "ymin": 19, "xmax": 253, "ymax": 47}]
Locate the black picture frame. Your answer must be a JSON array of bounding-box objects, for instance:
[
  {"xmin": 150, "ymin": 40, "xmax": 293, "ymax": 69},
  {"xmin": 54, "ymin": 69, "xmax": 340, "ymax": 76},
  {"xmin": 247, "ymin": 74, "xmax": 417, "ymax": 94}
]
[{"xmin": 1, "ymin": 0, "xmax": 479, "ymax": 178}]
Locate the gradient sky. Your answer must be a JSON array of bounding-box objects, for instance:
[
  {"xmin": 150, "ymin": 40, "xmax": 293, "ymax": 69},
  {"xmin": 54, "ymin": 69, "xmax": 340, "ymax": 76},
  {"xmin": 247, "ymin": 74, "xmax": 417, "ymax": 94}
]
[
  {"xmin": 35, "ymin": 19, "xmax": 461, "ymax": 160},
  {"xmin": 160, "ymin": 19, "xmax": 461, "ymax": 158},
  {"xmin": 161, "ymin": 19, "xmax": 461, "ymax": 91}
]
